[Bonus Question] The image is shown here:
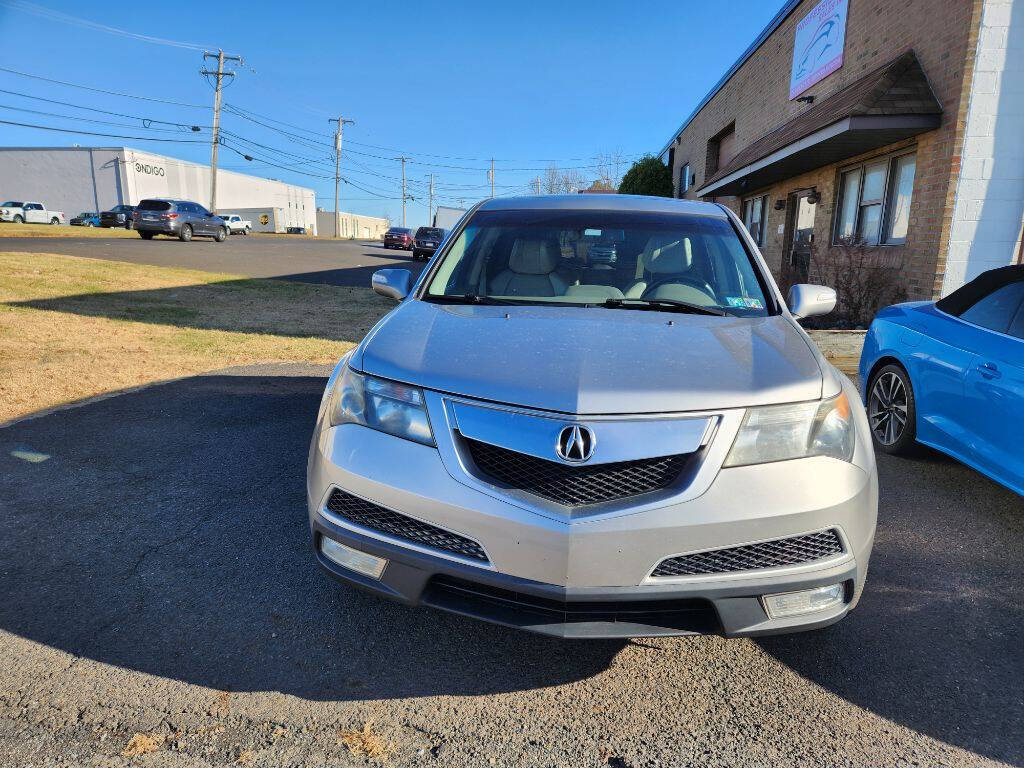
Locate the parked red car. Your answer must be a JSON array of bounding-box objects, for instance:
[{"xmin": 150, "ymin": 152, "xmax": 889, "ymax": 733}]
[{"xmin": 383, "ymin": 227, "xmax": 414, "ymax": 250}]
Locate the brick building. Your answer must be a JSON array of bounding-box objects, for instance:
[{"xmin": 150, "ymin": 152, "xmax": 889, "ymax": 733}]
[{"xmin": 659, "ymin": 0, "xmax": 1023, "ymax": 299}]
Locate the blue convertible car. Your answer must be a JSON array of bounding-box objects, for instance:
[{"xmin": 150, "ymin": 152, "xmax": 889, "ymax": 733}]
[{"xmin": 859, "ymin": 265, "xmax": 1023, "ymax": 496}]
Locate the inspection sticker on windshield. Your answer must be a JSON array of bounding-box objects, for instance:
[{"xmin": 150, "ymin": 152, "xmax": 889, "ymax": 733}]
[{"xmin": 726, "ymin": 296, "xmax": 764, "ymax": 309}]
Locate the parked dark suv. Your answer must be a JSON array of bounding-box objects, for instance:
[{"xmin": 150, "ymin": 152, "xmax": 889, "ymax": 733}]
[
  {"xmin": 384, "ymin": 227, "xmax": 414, "ymax": 250},
  {"xmin": 100, "ymin": 204, "xmax": 136, "ymax": 229},
  {"xmin": 412, "ymin": 227, "xmax": 446, "ymax": 260},
  {"xmin": 133, "ymin": 199, "xmax": 228, "ymax": 242}
]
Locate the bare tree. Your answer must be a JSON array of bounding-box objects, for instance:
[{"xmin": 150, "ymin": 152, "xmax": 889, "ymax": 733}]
[
  {"xmin": 595, "ymin": 149, "xmax": 627, "ymax": 189},
  {"xmin": 544, "ymin": 164, "xmax": 586, "ymax": 194}
]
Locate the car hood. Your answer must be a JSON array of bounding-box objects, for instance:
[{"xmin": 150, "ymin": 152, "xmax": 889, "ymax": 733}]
[{"xmin": 356, "ymin": 301, "xmax": 824, "ymax": 414}]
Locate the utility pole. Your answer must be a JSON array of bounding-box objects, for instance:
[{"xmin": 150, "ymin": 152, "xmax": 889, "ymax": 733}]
[
  {"xmin": 488, "ymin": 158, "xmax": 495, "ymax": 198},
  {"xmin": 398, "ymin": 156, "xmax": 408, "ymax": 227},
  {"xmin": 426, "ymin": 174, "xmax": 434, "ymax": 227},
  {"xmin": 329, "ymin": 116, "xmax": 355, "ymax": 238},
  {"xmin": 534, "ymin": 176, "xmax": 541, "ymax": 195},
  {"xmin": 201, "ymin": 49, "xmax": 242, "ymax": 213}
]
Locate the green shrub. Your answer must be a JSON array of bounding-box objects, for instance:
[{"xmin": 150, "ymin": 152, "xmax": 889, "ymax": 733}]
[{"xmin": 618, "ymin": 156, "xmax": 673, "ymax": 197}]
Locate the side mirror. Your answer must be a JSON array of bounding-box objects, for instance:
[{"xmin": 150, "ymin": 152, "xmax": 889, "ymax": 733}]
[
  {"xmin": 371, "ymin": 268, "xmax": 413, "ymax": 301},
  {"xmin": 787, "ymin": 284, "xmax": 836, "ymax": 319}
]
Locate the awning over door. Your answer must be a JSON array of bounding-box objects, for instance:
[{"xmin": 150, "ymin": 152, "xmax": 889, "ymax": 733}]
[{"xmin": 696, "ymin": 51, "xmax": 942, "ymax": 198}]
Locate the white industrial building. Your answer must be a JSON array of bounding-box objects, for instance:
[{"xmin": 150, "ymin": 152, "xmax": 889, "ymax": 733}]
[
  {"xmin": 315, "ymin": 209, "xmax": 389, "ymax": 240},
  {"xmin": 0, "ymin": 146, "xmax": 317, "ymax": 234}
]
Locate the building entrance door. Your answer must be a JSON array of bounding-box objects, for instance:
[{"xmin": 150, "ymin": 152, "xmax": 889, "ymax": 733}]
[{"xmin": 785, "ymin": 191, "xmax": 817, "ymax": 282}]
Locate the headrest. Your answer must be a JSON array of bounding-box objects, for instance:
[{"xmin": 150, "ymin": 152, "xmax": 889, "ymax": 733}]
[
  {"xmin": 509, "ymin": 238, "xmax": 560, "ymax": 275},
  {"xmin": 646, "ymin": 237, "xmax": 691, "ymax": 274}
]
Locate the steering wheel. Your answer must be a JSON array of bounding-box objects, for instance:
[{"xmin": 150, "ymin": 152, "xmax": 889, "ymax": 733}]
[{"xmin": 641, "ymin": 275, "xmax": 718, "ymax": 303}]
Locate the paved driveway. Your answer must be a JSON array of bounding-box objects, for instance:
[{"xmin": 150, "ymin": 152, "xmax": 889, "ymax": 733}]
[
  {"xmin": 0, "ymin": 236, "xmax": 428, "ymax": 287},
  {"xmin": 0, "ymin": 364, "xmax": 1020, "ymax": 767}
]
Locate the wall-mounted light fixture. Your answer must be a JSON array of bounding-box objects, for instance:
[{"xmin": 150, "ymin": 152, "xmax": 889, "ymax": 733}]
[
  {"xmin": 774, "ymin": 199, "xmax": 787, "ymax": 211},
  {"xmin": 807, "ymin": 189, "xmax": 821, "ymax": 205}
]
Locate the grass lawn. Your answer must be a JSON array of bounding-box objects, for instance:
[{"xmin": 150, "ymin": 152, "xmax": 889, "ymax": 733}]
[
  {"xmin": 0, "ymin": 223, "xmax": 140, "ymax": 238},
  {"xmin": 0, "ymin": 251, "xmax": 390, "ymax": 424}
]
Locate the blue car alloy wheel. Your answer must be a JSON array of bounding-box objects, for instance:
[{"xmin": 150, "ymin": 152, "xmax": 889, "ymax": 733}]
[{"xmin": 867, "ymin": 364, "xmax": 916, "ymax": 454}]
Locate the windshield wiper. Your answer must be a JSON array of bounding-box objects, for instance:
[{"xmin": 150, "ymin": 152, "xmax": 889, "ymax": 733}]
[
  {"xmin": 423, "ymin": 293, "xmax": 516, "ymax": 306},
  {"xmin": 599, "ymin": 297, "xmax": 727, "ymax": 316}
]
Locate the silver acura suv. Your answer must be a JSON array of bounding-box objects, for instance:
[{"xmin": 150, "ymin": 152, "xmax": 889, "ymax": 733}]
[{"xmin": 307, "ymin": 195, "xmax": 878, "ymax": 638}]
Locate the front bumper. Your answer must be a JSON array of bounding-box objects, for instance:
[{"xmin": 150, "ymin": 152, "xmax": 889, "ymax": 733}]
[{"xmin": 308, "ymin": 383, "xmax": 877, "ymax": 638}]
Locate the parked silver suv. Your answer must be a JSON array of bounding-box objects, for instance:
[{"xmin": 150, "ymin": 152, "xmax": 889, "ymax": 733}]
[
  {"xmin": 133, "ymin": 199, "xmax": 228, "ymax": 242},
  {"xmin": 307, "ymin": 195, "xmax": 878, "ymax": 638}
]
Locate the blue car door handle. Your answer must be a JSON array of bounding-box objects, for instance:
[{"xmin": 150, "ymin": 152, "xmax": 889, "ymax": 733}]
[{"xmin": 977, "ymin": 362, "xmax": 1002, "ymax": 379}]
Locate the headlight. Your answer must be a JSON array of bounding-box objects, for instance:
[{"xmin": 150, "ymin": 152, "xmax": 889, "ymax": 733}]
[
  {"xmin": 329, "ymin": 366, "xmax": 434, "ymax": 446},
  {"xmin": 724, "ymin": 391, "xmax": 855, "ymax": 467}
]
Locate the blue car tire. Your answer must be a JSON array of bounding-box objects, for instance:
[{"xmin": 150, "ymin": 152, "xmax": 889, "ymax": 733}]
[{"xmin": 867, "ymin": 363, "xmax": 917, "ymax": 455}]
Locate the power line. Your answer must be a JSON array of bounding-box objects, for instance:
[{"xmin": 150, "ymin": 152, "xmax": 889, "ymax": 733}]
[
  {"xmin": 1, "ymin": 0, "xmax": 212, "ymax": 50},
  {"xmin": 0, "ymin": 87, "xmax": 207, "ymax": 129},
  {"xmin": 0, "ymin": 102, "xmax": 204, "ymax": 133},
  {"xmin": 0, "ymin": 118, "xmax": 209, "ymax": 143},
  {"xmin": 0, "ymin": 66, "xmax": 208, "ymax": 108}
]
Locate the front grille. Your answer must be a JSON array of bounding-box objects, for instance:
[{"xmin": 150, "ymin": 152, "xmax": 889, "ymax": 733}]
[
  {"xmin": 424, "ymin": 576, "xmax": 719, "ymax": 634},
  {"xmin": 463, "ymin": 437, "xmax": 691, "ymax": 507},
  {"xmin": 325, "ymin": 489, "xmax": 488, "ymax": 562},
  {"xmin": 650, "ymin": 529, "xmax": 844, "ymax": 578}
]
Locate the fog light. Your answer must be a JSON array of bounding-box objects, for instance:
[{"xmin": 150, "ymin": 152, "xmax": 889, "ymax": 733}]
[
  {"xmin": 320, "ymin": 537, "xmax": 387, "ymax": 579},
  {"xmin": 762, "ymin": 583, "xmax": 844, "ymax": 619}
]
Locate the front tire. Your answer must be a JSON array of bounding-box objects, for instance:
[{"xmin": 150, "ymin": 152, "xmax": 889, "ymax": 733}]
[
  {"xmin": 139, "ymin": 232, "xmax": 154, "ymax": 240},
  {"xmin": 867, "ymin": 363, "xmax": 917, "ymax": 455},
  {"xmin": 243, "ymin": 227, "xmax": 250, "ymax": 236},
  {"xmin": 214, "ymin": 226, "xmax": 227, "ymax": 243},
  {"xmin": 125, "ymin": 220, "xmax": 133, "ymax": 230},
  {"xmin": 13, "ymin": 215, "xmax": 24, "ymax": 224},
  {"xmin": 179, "ymin": 225, "xmax": 193, "ymax": 242}
]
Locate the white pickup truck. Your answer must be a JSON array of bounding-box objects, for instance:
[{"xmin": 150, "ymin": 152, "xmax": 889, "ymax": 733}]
[
  {"xmin": 0, "ymin": 201, "xmax": 66, "ymax": 225},
  {"xmin": 220, "ymin": 214, "xmax": 251, "ymax": 235}
]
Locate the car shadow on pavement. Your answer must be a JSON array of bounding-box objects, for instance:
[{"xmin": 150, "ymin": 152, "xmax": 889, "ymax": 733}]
[
  {"xmin": 0, "ymin": 372, "xmax": 623, "ymax": 702},
  {"xmin": 758, "ymin": 450, "xmax": 1024, "ymax": 763},
  {"xmin": 1, "ymin": 372, "xmax": 1021, "ymax": 762}
]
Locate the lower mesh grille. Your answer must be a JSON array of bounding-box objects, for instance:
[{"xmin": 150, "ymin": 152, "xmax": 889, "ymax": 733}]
[
  {"xmin": 650, "ymin": 530, "xmax": 844, "ymax": 577},
  {"xmin": 325, "ymin": 489, "xmax": 488, "ymax": 562},
  {"xmin": 424, "ymin": 576, "xmax": 720, "ymax": 634},
  {"xmin": 463, "ymin": 437, "xmax": 691, "ymax": 507}
]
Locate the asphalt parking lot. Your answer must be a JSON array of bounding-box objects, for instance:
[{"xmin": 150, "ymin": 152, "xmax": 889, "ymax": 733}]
[
  {"xmin": 1, "ymin": 363, "xmax": 1021, "ymax": 767},
  {"xmin": 0, "ymin": 235, "xmax": 428, "ymax": 287}
]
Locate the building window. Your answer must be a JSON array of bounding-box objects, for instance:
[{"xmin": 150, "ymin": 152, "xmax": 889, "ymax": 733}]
[
  {"xmin": 741, "ymin": 195, "xmax": 767, "ymax": 245},
  {"xmin": 678, "ymin": 163, "xmax": 691, "ymax": 198},
  {"xmin": 834, "ymin": 150, "xmax": 917, "ymax": 245}
]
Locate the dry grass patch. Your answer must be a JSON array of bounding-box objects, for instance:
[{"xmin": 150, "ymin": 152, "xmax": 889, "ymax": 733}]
[
  {"xmin": 338, "ymin": 722, "xmax": 393, "ymax": 760},
  {"xmin": 0, "ymin": 251, "xmax": 391, "ymax": 424},
  {"xmin": 0, "ymin": 223, "xmax": 139, "ymax": 238},
  {"xmin": 122, "ymin": 731, "xmax": 164, "ymax": 758}
]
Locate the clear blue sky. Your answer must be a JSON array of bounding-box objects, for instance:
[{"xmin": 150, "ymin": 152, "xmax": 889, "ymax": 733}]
[{"xmin": 0, "ymin": 0, "xmax": 783, "ymax": 226}]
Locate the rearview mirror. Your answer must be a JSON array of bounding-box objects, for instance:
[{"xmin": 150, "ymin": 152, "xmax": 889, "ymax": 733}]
[
  {"xmin": 371, "ymin": 269, "xmax": 413, "ymax": 301},
  {"xmin": 787, "ymin": 284, "xmax": 836, "ymax": 320}
]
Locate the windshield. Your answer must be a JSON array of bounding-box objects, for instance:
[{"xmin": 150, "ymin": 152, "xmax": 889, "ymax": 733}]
[{"xmin": 423, "ymin": 209, "xmax": 773, "ymax": 317}]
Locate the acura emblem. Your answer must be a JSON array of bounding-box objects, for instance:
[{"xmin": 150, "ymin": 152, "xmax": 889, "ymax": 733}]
[{"xmin": 556, "ymin": 425, "xmax": 595, "ymax": 463}]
